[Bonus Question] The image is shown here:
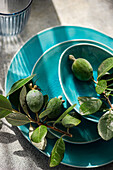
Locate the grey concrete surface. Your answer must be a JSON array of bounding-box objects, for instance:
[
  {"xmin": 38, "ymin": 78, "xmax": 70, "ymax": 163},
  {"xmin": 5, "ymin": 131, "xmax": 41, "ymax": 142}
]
[{"xmin": 1, "ymin": 0, "xmax": 113, "ymax": 169}]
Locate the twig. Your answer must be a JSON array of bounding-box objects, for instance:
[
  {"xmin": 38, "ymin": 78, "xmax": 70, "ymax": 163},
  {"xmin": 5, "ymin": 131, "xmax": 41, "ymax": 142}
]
[
  {"xmin": 103, "ymin": 92, "xmax": 113, "ymax": 109},
  {"xmin": 38, "ymin": 122, "xmax": 73, "ymax": 137},
  {"xmin": 29, "ymin": 117, "xmax": 72, "ymax": 137}
]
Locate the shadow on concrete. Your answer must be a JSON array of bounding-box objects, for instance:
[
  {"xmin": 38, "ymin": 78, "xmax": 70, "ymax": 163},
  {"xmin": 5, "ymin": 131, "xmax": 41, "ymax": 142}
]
[{"xmin": 20, "ymin": 0, "xmax": 61, "ymax": 41}]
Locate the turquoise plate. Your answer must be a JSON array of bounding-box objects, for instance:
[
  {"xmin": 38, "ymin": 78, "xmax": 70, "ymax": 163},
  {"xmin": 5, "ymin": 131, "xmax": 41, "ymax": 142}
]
[
  {"xmin": 5, "ymin": 26, "xmax": 113, "ymax": 168},
  {"xmin": 31, "ymin": 40, "xmax": 105, "ymax": 144},
  {"xmin": 59, "ymin": 43, "xmax": 113, "ymax": 122}
]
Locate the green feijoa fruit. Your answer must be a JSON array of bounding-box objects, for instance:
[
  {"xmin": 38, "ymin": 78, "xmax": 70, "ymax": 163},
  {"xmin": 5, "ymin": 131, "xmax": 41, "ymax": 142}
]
[
  {"xmin": 70, "ymin": 56, "xmax": 93, "ymax": 81},
  {"xmin": 47, "ymin": 98, "xmax": 63, "ymax": 119},
  {"xmin": 26, "ymin": 89, "xmax": 44, "ymax": 113}
]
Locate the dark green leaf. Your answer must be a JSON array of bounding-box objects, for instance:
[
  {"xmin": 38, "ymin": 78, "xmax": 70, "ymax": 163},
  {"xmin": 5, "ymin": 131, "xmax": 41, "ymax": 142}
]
[
  {"xmin": 43, "ymin": 95, "xmax": 49, "ymax": 108},
  {"xmin": 31, "ymin": 125, "xmax": 47, "ymax": 143},
  {"xmin": 106, "ymin": 75, "xmax": 113, "ymax": 82},
  {"xmin": 46, "ymin": 131, "xmax": 56, "ymax": 139},
  {"xmin": 98, "ymin": 57, "xmax": 113, "ymax": 79},
  {"xmin": 9, "ymin": 89, "xmax": 20, "ymax": 109},
  {"xmin": 62, "ymin": 113, "xmax": 81, "ymax": 128},
  {"xmin": 6, "ymin": 112, "xmax": 30, "ymax": 126},
  {"xmin": 0, "ymin": 95, "xmax": 13, "ymax": 118},
  {"xmin": 6, "ymin": 74, "xmax": 35, "ymax": 97},
  {"xmin": 98, "ymin": 111, "xmax": 113, "ymax": 140},
  {"xmin": 39, "ymin": 109, "xmax": 52, "ymax": 119},
  {"xmin": 99, "ymin": 72, "xmax": 111, "ymax": 80},
  {"xmin": 95, "ymin": 80, "xmax": 107, "ymax": 94},
  {"xmin": 49, "ymin": 137, "xmax": 65, "ymax": 167},
  {"xmin": 99, "ymin": 102, "xmax": 108, "ymax": 112},
  {"xmin": 80, "ymin": 99, "xmax": 102, "ymax": 115},
  {"xmin": 19, "ymin": 86, "xmax": 28, "ymax": 114},
  {"xmin": 54, "ymin": 104, "xmax": 76, "ymax": 125}
]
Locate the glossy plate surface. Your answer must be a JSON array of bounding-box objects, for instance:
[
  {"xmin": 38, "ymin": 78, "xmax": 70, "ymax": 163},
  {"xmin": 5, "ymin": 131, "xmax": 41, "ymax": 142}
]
[
  {"xmin": 59, "ymin": 43, "xmax": 113, "ymax": 122},
  {"xmin": 32, "ymin": 40, "xmax": 104, "ymax": 144},
  {"xmin": 5, "ymin": 26, "xmax": 113, "ymax": 168}
]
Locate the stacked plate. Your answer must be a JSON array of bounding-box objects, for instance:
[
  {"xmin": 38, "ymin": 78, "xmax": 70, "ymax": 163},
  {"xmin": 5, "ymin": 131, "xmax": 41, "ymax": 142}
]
[{"xmin": 5, "ymin": 26, "xmax": 113, "ymax": 168}]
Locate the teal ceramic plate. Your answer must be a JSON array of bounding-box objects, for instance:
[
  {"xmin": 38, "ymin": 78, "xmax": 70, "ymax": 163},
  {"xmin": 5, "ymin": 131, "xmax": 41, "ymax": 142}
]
[
  {"xmin": 59, "ymin": 43, "xmax": 113, "ymax": 123},
  {"xmin": 31, "ymin": 40, "xmax": 105, "ymax": 144},
  {"xmin": 5, "ymin": 26, "xmax": 113, "ymax": 168}
]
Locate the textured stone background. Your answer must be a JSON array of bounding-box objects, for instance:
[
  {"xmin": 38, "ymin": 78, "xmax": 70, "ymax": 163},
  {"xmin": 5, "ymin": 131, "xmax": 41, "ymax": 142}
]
[{"xmin": 1, "ymin": 0, "xmax": 113, "ymax": 169}]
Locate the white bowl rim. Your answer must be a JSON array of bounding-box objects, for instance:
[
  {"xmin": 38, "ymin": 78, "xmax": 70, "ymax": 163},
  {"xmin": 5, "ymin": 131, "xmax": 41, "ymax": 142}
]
[{"xmin": 58, "ymin": 42, "xmax": 113, "ymax": 121}]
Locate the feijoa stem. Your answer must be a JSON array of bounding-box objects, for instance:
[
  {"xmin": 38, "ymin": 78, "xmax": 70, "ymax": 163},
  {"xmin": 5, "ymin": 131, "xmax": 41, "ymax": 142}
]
[
  {"xmin": 28, "ymin": 117, "xmax": 72, "ymax": 137},
  {"xmin": 69, "ymin": 55, "xmax": 76, "ymax": 61},
  {"xmin": 103, "ymin": 92, "xmax": 113, "ymax": 109}
]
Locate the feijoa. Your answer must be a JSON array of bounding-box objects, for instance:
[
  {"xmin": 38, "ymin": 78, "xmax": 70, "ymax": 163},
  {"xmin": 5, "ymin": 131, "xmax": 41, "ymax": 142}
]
[
  {"xmin": 69, "ymin": 55, "xmax": 93, "ymax": 81},
  {"xmin": 47, "ymin": 98, "xmax": 63, "ymax": 119},
  {"xmin": 26, "ymin": 89, "xmax": 44, "ymax": 113}
]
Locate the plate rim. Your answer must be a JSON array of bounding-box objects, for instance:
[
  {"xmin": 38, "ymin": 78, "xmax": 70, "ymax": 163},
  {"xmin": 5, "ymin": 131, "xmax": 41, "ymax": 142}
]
[
  {"xmin": 18, "ymin": 124, "xmax": 113, "ymax": 169},
  {"xmin": 5, "ymin": 26, "xmax": 113, "ymax": 168},
  {"xmin": 31, "ymin": 39, "xmax": 111, "ymax": 144},
  {"xmin": 5, "ymin": 25, "xmax": 113, "ymax": 95}
]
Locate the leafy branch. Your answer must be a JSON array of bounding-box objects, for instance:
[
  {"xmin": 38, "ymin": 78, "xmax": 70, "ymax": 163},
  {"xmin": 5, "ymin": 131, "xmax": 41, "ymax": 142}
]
[
  {"xmin": 0, "ymin": 75, "xmax": 81, "ymax": 167},
  {"xmin": 2, "ymin": 55, "xmax": 113, "ymax": 167},
  {"xmin": 74, "ymin": 56, "xmax": 113, "ymax": 141}
]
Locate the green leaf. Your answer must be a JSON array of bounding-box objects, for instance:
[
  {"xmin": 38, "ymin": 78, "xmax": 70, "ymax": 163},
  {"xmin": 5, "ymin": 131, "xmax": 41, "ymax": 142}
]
[
  {"xmin": 0, "ymin": 95, "xmax": 13, "ymax": 118},
  {"xmin": 98, "ymin": 57, "xmax": 113, "ymax": 79},
  {"xmin": 6, "ymin": 112, "xmax": 30, "ymax": 126},
  {"xmin": 80, "ymin": 99, "xmax": 102, "ymax": 115},
  {"xmin": 95, "ymin": 80, "xmax": 107, "ymax": 94},
  {"xmin": 78, "ymin": 96, "xmax": 97, "ymax": 105},
  {"xmin": 62, "ymin": 113, "xmax": 81, "ymax": 128},
  {"xmin": 106, "ymin": 111, "xmax": 113, "ymax": 132},
  {"xmin": 29, "ymin": 124, "xmax": 47, "ymax": 150},
  {"xmin": 31, "ymin": 125, "xmax": 47, "ymax": 143},
  {"xmin": 98, "ymin": 111, "xmax": 113, "ymax": 140},
  {"xmin": 78, "ymin": 96, "xmax": 108, "ymax": 112},
  {"xmin": 19, "ymin": 86, "xmax": 28, "ymax": 114},
  {"xmin": 49, "ymin": 137, "xmax": 65, "ymax": 167},
  {"xmin": 54, "ymin": 104, "xmax": 76, "ymax": 126},
  {"xmin": 39, "ymin": 109, "xmax": 52, "ymax": 119},
  {"xmin": 106, "ymin": 88, "xmax": 113, "ymax": 91},
  {"xmin": 6, "ymin": 74, "xmax": 35, "ymax": 97}
]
